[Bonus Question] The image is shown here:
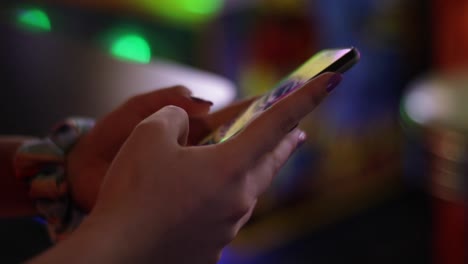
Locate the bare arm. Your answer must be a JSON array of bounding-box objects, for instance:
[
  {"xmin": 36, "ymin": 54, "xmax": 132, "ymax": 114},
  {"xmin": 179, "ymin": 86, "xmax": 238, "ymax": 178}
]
[{"xmin": 0, "ymin": 136, "xmax": 37, "ymax": 217}]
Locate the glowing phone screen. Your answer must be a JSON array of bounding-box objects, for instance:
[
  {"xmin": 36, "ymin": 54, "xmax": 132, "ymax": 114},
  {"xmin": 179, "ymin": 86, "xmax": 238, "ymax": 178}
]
[{"xmin": 200, "ymin": 48, "xmax": 357, "ymax": 145}]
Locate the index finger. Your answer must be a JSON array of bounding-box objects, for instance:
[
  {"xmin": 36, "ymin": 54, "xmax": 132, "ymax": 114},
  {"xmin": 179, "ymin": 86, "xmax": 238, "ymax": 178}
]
[
  {"xmin": 223, "ymin": 72, "xmax": 342, "ymax": 167},
  {"xmin": 205, "ymin": 97, "xmax": 258, "ymax": 130}
]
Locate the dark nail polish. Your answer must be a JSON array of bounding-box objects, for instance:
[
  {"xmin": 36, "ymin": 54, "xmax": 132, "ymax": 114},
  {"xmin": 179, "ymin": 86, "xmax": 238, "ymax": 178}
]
[
  {"xmin": 190, "ymin": 96, "xmax": 213, "ymax": 105},
  {"xmin": 326, "ymin": 73, "xmax": 343, "ymax": 93}
]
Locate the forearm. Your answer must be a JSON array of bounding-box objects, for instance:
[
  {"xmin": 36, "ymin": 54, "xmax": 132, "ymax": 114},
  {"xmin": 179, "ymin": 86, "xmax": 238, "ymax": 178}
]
[
  {"xmin": 28, "ymin": 218, "xmax": 119, "ymax": 263},
  {"xmin": 0, "ymin": 136, "xmax": 37, "ymax": 217},
  {"xmin": 28, "ymin": 211, "xmax": 156, "ymax": 264}
]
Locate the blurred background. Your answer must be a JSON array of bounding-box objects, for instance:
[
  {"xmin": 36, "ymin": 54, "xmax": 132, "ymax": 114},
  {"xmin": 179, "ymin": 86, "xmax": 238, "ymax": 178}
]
[{"xmin": 1, "ymin": 0, "xmax": 467, "ymax": 263}]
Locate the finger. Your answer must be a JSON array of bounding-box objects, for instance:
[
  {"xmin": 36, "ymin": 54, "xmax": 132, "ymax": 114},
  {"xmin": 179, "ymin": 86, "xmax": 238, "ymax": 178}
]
[
  {"xmin": 188, "ymin": 98, "xmax": 257, "ymax": 144},
  {"xmin": 204, "ymin": 97, "xmax": 258, "ymax": 130},
  {"xmin": 248, "ymin": 128, "xmax": 306, "ymax": 196},
  {"xmin": 91, "ymin": 86, "xmax": 210, "ymax": 158},
  {"xmin": 139, "ymin": 105, "xmax": 190, "ymax": 146},
  {"xmin": 224, "ymin": 72, "xmax": 341, "ymax": 168},
  {"xmin": 236, "ymin": 200, "xmax": 257, "ymax": 229},
  {"xmin": 123, "ymin": 85, "xmax": 211, "ymax": 118}
]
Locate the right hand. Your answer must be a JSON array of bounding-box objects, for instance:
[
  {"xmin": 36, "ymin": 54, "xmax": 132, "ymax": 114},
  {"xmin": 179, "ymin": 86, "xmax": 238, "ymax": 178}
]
[{"xmin": 76, "ymin": 73, "xmax": 342, "ymax": 264}]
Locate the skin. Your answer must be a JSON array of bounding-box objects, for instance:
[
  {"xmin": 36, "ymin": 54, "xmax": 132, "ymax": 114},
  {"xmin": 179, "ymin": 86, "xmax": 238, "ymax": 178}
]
[
  {"xmin": 29, "ymin": 73, "xmax": 340, "ymax": 264},
  {"xmin": 0, "ymin": 137, "xmax": 36, "ymax": 217},
  {"xmin": 0, "ymin": 86, "xmax": 252, "ymax": 216},
  {"xmin": 67, "ymin": 85, "xmax": 254, "ymax": 212}
]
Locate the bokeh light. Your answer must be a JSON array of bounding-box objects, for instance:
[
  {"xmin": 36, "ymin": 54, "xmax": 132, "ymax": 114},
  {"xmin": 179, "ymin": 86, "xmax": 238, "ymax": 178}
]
[
  {"xmin": 16, "ymin": 8, "xmax": 51, "ymax": 32},
  {"xmin": 110, "ymin": 34, "xmax": 152, "ymax": 64},
  {"xmin": 140, "ymin": 0, "xmax": 223, "ymax": 26}
]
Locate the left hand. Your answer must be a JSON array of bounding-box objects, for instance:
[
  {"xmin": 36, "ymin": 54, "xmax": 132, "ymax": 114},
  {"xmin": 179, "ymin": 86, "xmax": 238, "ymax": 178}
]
[{"xmin": 67, "ymin": 86, "xmax": 253, "ymax": 212}]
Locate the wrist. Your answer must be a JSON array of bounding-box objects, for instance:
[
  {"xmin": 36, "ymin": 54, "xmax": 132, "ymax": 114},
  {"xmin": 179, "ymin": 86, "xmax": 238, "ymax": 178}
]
[
  {"xmin": 14, "ymin": 118, "xmax": 95, "ymax": 241},
  {"xmin": 29, "ymin": 213, "xmax": 133, "ymax": 264},
  {"xmin": 66, "ymin": 205, "xmax": 165, "ymax": 264}
]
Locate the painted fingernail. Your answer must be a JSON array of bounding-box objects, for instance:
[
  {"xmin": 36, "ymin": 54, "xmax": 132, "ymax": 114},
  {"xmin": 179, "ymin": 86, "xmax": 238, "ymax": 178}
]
[
  {"xmin": 326, "ymin": 73, "xmax": 343, "ymax": 93},
  {"xmin": 190, "ymin": 96, "xmax": 213, "ymax": 105}
]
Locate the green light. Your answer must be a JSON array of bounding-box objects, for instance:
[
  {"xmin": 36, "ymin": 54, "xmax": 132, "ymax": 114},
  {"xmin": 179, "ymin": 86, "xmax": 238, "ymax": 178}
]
[
  {"xmin": 110, "ymin": 34, "xmax": 151, "ymax": 64},
  {"xmin": 181, "ymin": 0, "xmax": 222, "ymax": 15},
  {"xmin": 141, "ymin": 0, "xmax": 223, "ymax": 25},
  {"xmin": 17, "ymin": 8, "xmax": 51, "ymax": 32}
]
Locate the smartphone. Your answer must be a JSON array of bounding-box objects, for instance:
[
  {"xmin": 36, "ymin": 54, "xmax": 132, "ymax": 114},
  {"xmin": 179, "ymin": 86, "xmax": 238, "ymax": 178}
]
[{"xmin": 200, "ymin": 47, "xmax": 360, "ymax": 145}]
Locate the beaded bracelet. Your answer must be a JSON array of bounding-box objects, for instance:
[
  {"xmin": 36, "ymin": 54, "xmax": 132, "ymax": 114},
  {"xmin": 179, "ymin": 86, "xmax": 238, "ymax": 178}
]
[{"xmin": 14, "ymin": 117, "xmax": 95, "ymax": 242}]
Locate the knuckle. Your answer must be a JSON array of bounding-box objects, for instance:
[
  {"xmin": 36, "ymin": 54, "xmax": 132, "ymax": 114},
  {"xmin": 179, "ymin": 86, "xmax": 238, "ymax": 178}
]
[
  {"xmin": 136, "ymin": 115, "xmax": 169, "ymax": 133},
  {"xmin": 164, "ymin": 105, "xmax": 189, "ymax": 123}
]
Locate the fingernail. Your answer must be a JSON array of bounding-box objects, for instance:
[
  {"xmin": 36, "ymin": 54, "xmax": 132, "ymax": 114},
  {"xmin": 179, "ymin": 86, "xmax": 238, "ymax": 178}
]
[
  {"xmin": 297, "ymin": 130, "xmax": 307, "ymax": 148},
  {"xmin": 190, "ymin": 96, "xmax": 213, "ymax": 105},
  {"xmin": 326, "ymin": 73, "xmax": 343, "ymax": 93}
]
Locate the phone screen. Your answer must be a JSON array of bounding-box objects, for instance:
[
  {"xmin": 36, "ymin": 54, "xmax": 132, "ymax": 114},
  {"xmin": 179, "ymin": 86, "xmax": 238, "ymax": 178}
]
[{"xmin": 200, "ymin": 47, "xmax": 359, "ymax": 145}]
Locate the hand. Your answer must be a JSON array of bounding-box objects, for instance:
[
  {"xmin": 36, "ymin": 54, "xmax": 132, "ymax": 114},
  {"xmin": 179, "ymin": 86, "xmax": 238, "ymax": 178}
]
[
  {"xmin": 77, "ymin": 73, "xmax": 341, "ymax": 264},
  {"xmin": 67, "ymin": 86, "xmax": 213, "ymax": 212},
  {"xmin": 187, "ymin": 97, "xmax": 257, "ymax": 145}
]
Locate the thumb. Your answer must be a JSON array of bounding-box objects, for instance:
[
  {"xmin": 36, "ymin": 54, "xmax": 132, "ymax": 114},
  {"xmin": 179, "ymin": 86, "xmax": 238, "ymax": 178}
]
[{"xmin": 140, "ymin": 105, "xmax": 190, "ymax": 146}]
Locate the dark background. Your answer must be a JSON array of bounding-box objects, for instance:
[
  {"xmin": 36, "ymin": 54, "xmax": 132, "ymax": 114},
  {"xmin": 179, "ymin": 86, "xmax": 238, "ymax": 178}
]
[{"xmin": 1, "ymin": 0, "xmax": 464, "ymax": 263}]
